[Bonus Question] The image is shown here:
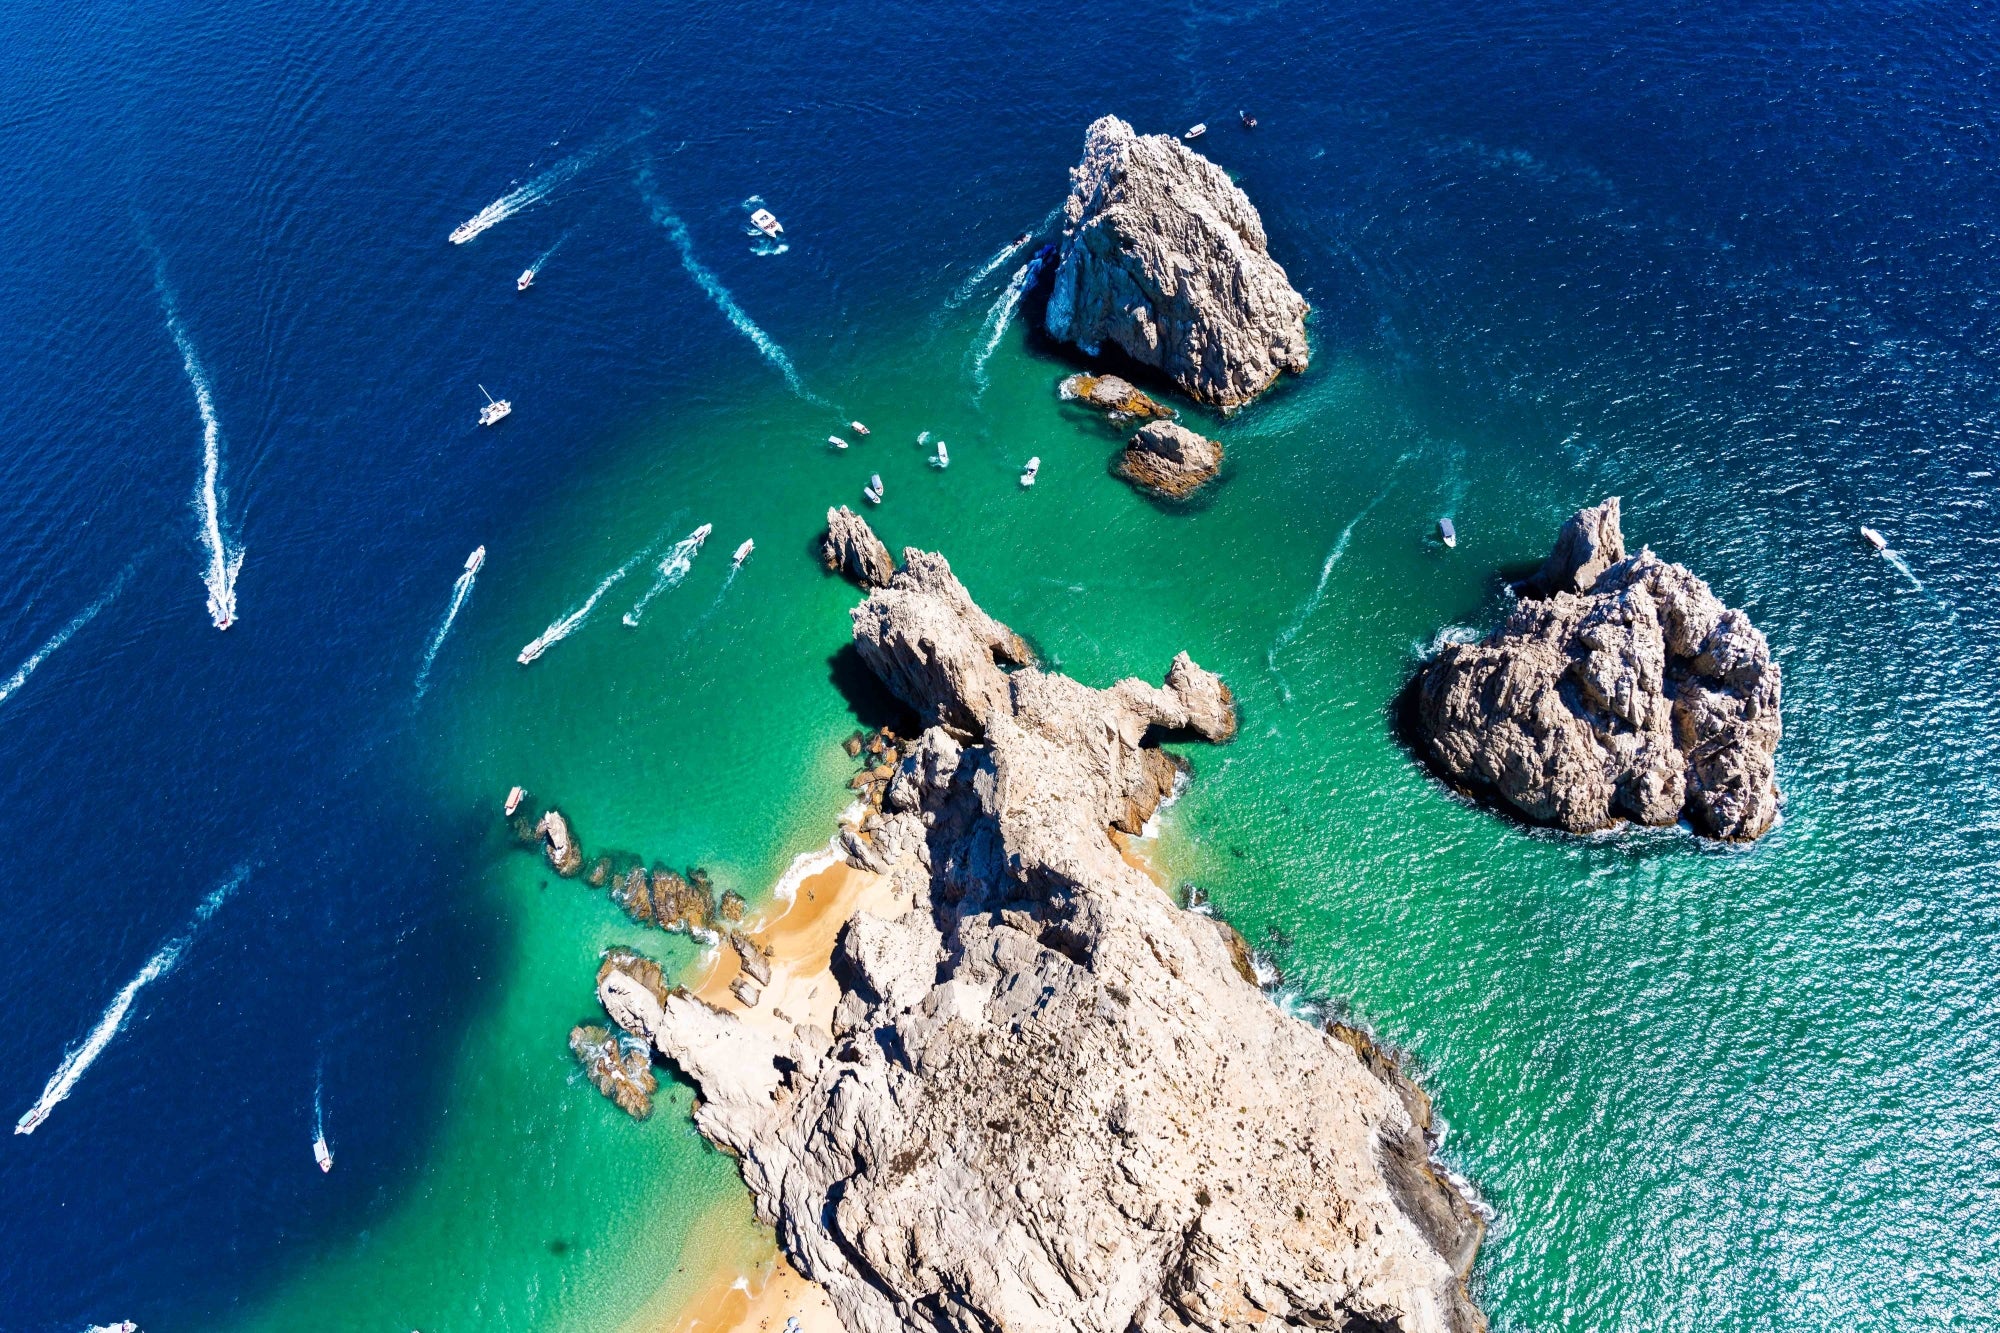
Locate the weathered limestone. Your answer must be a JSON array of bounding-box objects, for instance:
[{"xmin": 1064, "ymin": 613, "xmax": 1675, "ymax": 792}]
[
  {"xmin": 535, "ymin": 809, "xmax": 582, "ymax": 876},
  {"xmin": 822, "ymin": 505, "xmax": 896, "ymax": 588},
  {"xmin": 1045, "ymin": 116, "xmax": 1309, "ymax": 409},
  {"xmin": 1414, "ymin": 498, "xmax": 1782, "ymax": 840},
  {"xmin": 623, "ymin": 515, "xmax": 1484, "ymax": 1333},
  {"xmin": 1119, "ymin": 419, "xmax": 1224, "ymax": 498},
  {"xmin": 1059, "ymin": 372, "xmax": 1175, "ymax": 421}
]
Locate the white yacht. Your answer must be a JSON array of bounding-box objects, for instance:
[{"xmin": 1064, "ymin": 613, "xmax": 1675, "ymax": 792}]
[
  {"xmin": 732, "ymin": 538, "xmax": 754, "ymax": 565},
  {"xmin": 1020, "ymin": 456, "xmax": 1041, "ymax": 487},
  {"xmin": 1184, "ymin": 123, "xmax": 1207, "ymax": 140},
  {"xmin": 850, "ymin": 421, "xmax": 871, "ymax": 436},
  {"xmin": 1438, "ymin": 517, "xmax": 1457, "ymax": 548},
  {"xmin": 466, "ymin": 545, "xmax": 486, "ymax": 574},
  {"xmin": 932, "ymin": 440, "xmax": 950, "ymax": 468},
  {"xmin": 829, "ymin": 435, "xmax": 850, "ymax": 450},
  {"xmin": 864, "ymin": 474, "xmax": 884, "ymax": 505},
  {"xmin": 749, "ymin": 207, "xmax": 782, "ymax": 238},
  {"xmin": 314, "ymin": 1135, "xmax": 333, "ymax": 1173},
  {"xmin": 1860, "ymin": 525, "xmax": 1888, "ymax": 551},
  {"xmin": 516, "ymin": 268, "xmax": 534, "ymax": 292},
  {"xmin": 478, "ymin": 385, "xmax": 511, "ymax": 426}
]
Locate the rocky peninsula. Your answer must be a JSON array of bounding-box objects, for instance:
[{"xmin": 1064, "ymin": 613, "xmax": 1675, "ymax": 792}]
[
  {"xmin": 599, "ymin": 514, "xmax": 1486, "ymax": 1333},
  {"xmin": 1045, "ymin": 116, "xmax": 1310, "ymax": 409},
  {"xmin": 1413, "ymin": 498, "xmax": 1782, "ymax": 841}
]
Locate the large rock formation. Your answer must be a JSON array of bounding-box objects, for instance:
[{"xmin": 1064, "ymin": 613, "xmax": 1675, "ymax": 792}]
[
  {"xmin": 1414, "ymin": 498, "xmax": 1782, "ymax": 840},
  {"xmin": 1119, "ymin": 419, "xmax": 1224, "ymax": 498},
  {"xmin": 1045, "ymin": 116, "xmax": 1309, "ymax": 409},
  {"xmin": 605, "ymin": 516, "xmax": 1485, "ymax": 1333},
  {"xmin": 824, "ymin": 505, "xmax": 896, "ymax": 589}
]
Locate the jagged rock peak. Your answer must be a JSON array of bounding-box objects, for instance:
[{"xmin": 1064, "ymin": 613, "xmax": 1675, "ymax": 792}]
[
  {"xmin": 622, "ymin": 534, "xmax": 1487, "ymax": 1333},
  {"xmin": 1415, "ymin": 499, "xmax": 1782, "ymax": 840},
  {"xmin": 821, "ymin": 505, "xmax": 895, "ymax": 588},
  {"xmin": 1045, "ymin": 115, "xmax": 1309, "ymax": 409}
]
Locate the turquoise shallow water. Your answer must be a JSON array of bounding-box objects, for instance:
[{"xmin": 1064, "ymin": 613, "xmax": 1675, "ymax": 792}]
[{"xmin": 5, "ymin": 0, "xmax": 2000, "ymax": 1328}]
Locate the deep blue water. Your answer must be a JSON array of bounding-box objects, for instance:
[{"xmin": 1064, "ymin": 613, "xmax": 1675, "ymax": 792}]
[{"xmin": 4, "ymin": 0, "xmax": 1999, "ymax": 1328}]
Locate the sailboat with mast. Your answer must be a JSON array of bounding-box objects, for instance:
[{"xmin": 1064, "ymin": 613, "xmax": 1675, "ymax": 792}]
[{"xmin": 478, "ymin": 384, "xmax": 511, "ymax": 426}]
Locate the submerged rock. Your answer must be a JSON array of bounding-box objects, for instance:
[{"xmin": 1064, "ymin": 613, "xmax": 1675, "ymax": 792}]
[
  {"xmin": 627, "ymin": 511, "xmax": 1484, "ymax": 1333},
  {"xmin": 1058, "ymin": 372, "xmax": 1174, "ymax": 421},
  {"xmin": 1045, "ymin": 116, "xmax": 1309, "ymax": 409},
  {"xmin": 821, "ymin": 505, "xmax": 895, "ymax": 588},
  {"xmin": 569, "ymin": 1024, "xmax": 657, "ymax": 1119},
  {"xmin": 1118, "ymin": 419, "xmax": 1224, "ymax": 498},
  {"xmin": 1414, "ymin": 497, "xmax": 1782, "ymax": 840}
]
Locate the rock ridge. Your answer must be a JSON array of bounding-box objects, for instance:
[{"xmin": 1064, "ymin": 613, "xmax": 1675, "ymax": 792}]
[{"xmin": 607, "ymin": 513, "xmax": 1485, "ymax": 1333}]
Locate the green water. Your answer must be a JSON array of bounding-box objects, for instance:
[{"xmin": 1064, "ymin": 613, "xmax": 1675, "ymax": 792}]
[{"xmin": 230, "ymin": 261, "xmax": 1989, "ymax": 1331}]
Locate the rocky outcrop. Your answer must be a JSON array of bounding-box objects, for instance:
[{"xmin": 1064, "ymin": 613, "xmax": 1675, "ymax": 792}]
[
  {"xmin": 1059, "ymin": 372, "xmax": 1174, "ymax": 421},
  {"xmin": 569, "ymin": 1025, "xmax": 657, "ymax": 1119},
  {"xmin": 623, "ymin": 514, "xmax": 1484, "ymax": 1333},
  {"xmin": 1045, "ymin": 116, "xmax": 1309, "ymax": 409},
  {"xmin": 1414, "ymin": 498, "xmax": 1782, "ymax": 841},
  {"xmin": 535, "ymin": 810, "xmax": 582, "ymax": 876},
  {"xmin": 1119, "ymin": 420, "xmax": 1224, "ymax": 498},
  {"xmin": 822, "ymin": 505, "xmax": 895, "ymax": 588}
]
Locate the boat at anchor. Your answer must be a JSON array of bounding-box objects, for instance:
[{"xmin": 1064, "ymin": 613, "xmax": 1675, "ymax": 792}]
[{"xmin": 478, "ymin": 385, "xmax": 511, "ymax": 426}]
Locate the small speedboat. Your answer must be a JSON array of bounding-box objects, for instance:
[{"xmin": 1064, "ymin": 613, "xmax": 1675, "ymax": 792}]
[
  {"xmin": 505, "ymin": 785, "xmax": 526, "ymax": 816},
  {"xmin": 516, "ymin": 269, "xmax": 534, "ymax": 292},
  {"xmin": 850, "ymin": 421, "xmax": 871, "ymax": 436},
  {"xmin": 749, "ymin": 207, "xmax": 782, "ymax": 238},
  {"xmin": 1860, "ymin": 525, "xmax": 1888, "ymax": 551},
  {"xmin": 478, "ymin": 385, "xmax": 511, "ymax": 427},
  {"xmin": 932, "ymin": 440, "xmax": 950, "ymax": 469},
  {"xmin": 1183, "ymin": 123, "xmax": 1207, "ymax": 140},
  {"xmin": 314, "ymin": 1135, "xmax": 333, "ymax": 1173},
  {"xmin": 1014, "ymin": 232, "xmax": 1031, "ymax": 246},
  {"xmin": 1240, "ymin": 110, "xmax": 1257, "ymax": 129},
  {"xmin": 1020, "ymin": 456, "xmax": 1040, "ymax": 487},
  {"xmin": 732, "ymin": 539, "xmax": 754, "ymax": 565},
  {"xmin": 466, "ymin": 545, "xmax": 486, "ymax": 574},
  {"xmin": 1438, "ymin": 517, "xmax": 1457, "ymax": 549},
  {"xmin": 829, "ymin": 435, "xmax": 850, "ymax": 450},
  {"xmin": 864, "ymin": 474, "xmax": 884, "ymax": 505}
]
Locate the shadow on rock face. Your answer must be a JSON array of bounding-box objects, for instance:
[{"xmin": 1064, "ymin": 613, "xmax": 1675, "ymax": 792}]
[{"xmin": 828, "ymin": 641, "xmax": 922, "ymax": 737}]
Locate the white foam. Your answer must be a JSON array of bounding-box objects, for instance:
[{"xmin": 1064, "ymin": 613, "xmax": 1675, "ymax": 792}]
[
  {"xmin": 1265, "ymin": 460, "xmax": 1411, "ymax": 699},
  {"xmin": 622, "ymin": 523, "xmax": 711, "ymax": 627},
  {"xmin": 158, "ymin": 283, "xmax": 242, "ymax": 630},
  {"xmin": 16, "ymin": 869, "xmax": 245, "ymax": 1136},
  {"xmin": 415, "ymin": 551, "xmax": 483, "ymax": 698},
  {"xmin": 944, "ymin": 207, "xmax": 1059, "ymax": 309},
  {"xmin": 0, "ymin": 563, "xmax": 134, "ymax": 711},
  {"xmin": 770, "ymin": 843, "xmax": 842, "ymax": 906},
  {"xmin": 638, "ymin": 168, "xmax": 823, "ymax": 405},
  {"xmin": 449, "ymin": 122, "xmax": 648, "ymax": 244},
  {"xmin": 525, "ymin": 226, "xmax": 575, "ymax": 281},
  {"xmin": 519, "ymin": 541, "xmax": 654, "ymax": 664},
  {"xmin": 968, "ymin": 256, "xmax": 1045, "ymax": 401}
]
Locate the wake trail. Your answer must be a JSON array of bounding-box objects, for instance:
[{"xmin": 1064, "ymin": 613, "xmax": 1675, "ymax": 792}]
[
  {"xmin": 313, "ymin": 1058, "xmax": 326, "ymax": 1141},
  {"xmin": 1266, "ymin": 463, "xmax": 1410, "ymax": 701},
  {"xmin": 945, "ymin": 207, "xmax": 1059, "ymax": 309},
  {"xmin": 1882, "ymin": 549, "xmax": 1924, "ymax": 592},
  {"xmin": 636, "ymin": 166, "xmax": 825, "ymax": 405},
  {"xmin": 414, "ymin": 549, "xmax": 484, "ymax": 700},
  {"xmin": 518, "ymin": 537, "xmax": 658, "ymax": 664},
  {"xmin": 624, "ymin": 524, "xmax": 711, "ymax": 627},
  {"xmin": 156, "ymin": 277, "xmax": 243, "ymax": 630},
  {"xmin": 968, "ymin": 254, "xmax": 1046, "ymax": 401},
  {"xmin": 16, "ymin": 867, "xmax": 246, "ymax": 1136},
  {"xmin": 527, "ymin": 227, "xmax": 575, "ymax": 281},
  {"xmin": 0, "ymin": 562, "xmax": 137, "ymax": 711},
  {"xmin": 449, "ymin": 121, "xmax": 650, "ymax": 244}
]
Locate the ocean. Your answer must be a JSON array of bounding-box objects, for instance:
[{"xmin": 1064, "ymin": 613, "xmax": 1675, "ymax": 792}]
[{"xmin": 2, "ymin": 0, "xmax": 1996, "ymax": 1328}]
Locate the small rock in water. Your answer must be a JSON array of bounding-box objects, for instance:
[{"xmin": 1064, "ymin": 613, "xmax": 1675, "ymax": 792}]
[
  {"xmin": 568, "ymin": 1024, "xmax": 657, "ymax": 1119},
  {"xmin": 535, "ymin": 809, "xmax": 582, "ymax": 876},
  {"xmin": 1058, "ymin": 373, "xmax": 1172, "ymax": 421},
  {"xmin": 1117, "ymin": 420, "xmax": 1223, "ymax": 498}
]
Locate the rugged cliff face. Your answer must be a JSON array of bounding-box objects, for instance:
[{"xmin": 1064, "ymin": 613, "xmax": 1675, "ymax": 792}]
[
  {"xmin": 1044, "ymin": 116, "xmax": 1309, "ymax": 410},
  {"xmin": 1415, "ymin": 498, "xmax": 1782, "ymax": 841},
  {"xmin": 605, "ymin": 517, "xmax": 1486, "ymax": 1333}
]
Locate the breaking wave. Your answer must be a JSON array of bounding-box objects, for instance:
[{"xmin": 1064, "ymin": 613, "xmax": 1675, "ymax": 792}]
[
  {"xmin": 623, "ymin": 523, "xmax": 710, "ymax": 627},
  {"xmin": 15, "ymin": 868, "xmax": 246, "ymax": 1136},
  {"xmin": 0, "ymin": 563, "xmax": 136, "ymax": 711}
]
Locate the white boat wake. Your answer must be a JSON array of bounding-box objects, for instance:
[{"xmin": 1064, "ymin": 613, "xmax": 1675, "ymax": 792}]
[
  {"xmin": 623, "ymin": 523, "xmax": 712, "ymax": 627},
  {"xmin": 945, "ymin": 213, "xmax": 1055, "ymax": 309},
  {"xmin": 16, "ymin": 867, "xmax": 246, "ymax": 1136},
  {"xmin": 158, "ymin": 281, "xmax": 243, "ymax": 630},
  {"xmin": 0, "ymin": 562, "xmax": 136, "ymax": 711},
  {"xmin": 1266, "ymin": 463, "xmax": 1410, "ymax": 701},
  {"xmin": 449, "ymin": 121, "xmax": 648, "ymax": 244},
  {"xmin": 637, "ymin": 166, "xmax": 824, "ymax": 405},
  {"xmin": 968, "ymin": 255, "xmax": 1045, "ymax": 401},
  {"xmin": 519, "ymin": 539, "xmax": 657, "ymax": 664},
  {"xmin": 414, "ymin": 547, "xmax": 485, "ymax": 699},
  {"xmin": 525, "ymin": 227, "xmax": 574, "ymax": 282},
  {"xmin": 1881, "ymin": 548, "xmax": 1924, "ymax": 591}
]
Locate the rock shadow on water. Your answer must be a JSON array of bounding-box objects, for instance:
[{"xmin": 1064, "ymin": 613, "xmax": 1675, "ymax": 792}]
[{"xmin": 827, "ymin": 642, "xmax": 922, "ymax": 739}]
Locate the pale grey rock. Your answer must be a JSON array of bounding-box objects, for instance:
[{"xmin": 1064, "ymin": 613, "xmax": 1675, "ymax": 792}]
[
  {"xmin": 1416, "ymin": 498, "xmax": 1781, "ymax": 841},
  {"xmin": 535, "ymin": 809, "xmax": 581, "ymax": 876},
  {"xmin": 729, "ymin": 931, "xmax": 773, "ymax": 988},
  {"xmin": 1058, "ymin": 372, "xmax": 1174, "ymax": 421},
  {"xmin": 598, "ymin": 967, "xmax": 665, "ymax": 1043},
  {"xmin": 822, "ymin": 505, "xmax": 896, "ymax": 588},
  {"xmin": 640, "ymin": 516, "xmax": 1485, "ymax": 1333},
  {"xmin": 730, "ymin": 976, "xmax": 762, "ymax": 1008},
  {"xmin": 1045, "ymin": 116, "xmax": 1309, "ymax": 409},
  {"xmin": 1119, "ymin": 420, "xmax": 1224, "ymax": 498}
]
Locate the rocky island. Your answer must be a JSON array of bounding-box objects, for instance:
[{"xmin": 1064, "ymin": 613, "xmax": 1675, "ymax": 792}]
[
  {"xmin": 1045, "ymin": 116, "xmax": 1310, "ymax": 410},
  {"xmin": 1413, "ymin": 498, "xmax": 1782, "ymax": 841},
  {"xmin": 595, "ymin": 514, "xmax": 1486, "ymax": 1332}
]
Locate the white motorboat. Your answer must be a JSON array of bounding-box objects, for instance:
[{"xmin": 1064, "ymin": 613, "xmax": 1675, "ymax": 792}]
[
  {"xmin": 732, "ymin": 539, "xmax": 754, "ymax": 565},
  {"xmin": 829, "ymin": 435, "xmax": 850, "ymax": 450},
  {"xmin": 505, "ymin": 785, "xmax": 526, "ymax": 816},
  {"xmin": 478, "ymin": 385, "xmax": 511, "ymax": 427},
  {"xmin": 749, "ymin": 207, "xmax": 782, "ymax": 238},
  {"xmin": 932, "ymin": 440, "xmax": 950, "ymax": 468},
  {"xmin": 850, "ymin": 421, "xmax": 871, "ymax": 436},
  {"xmin": 314, "ymin": 1135, "xmax": 333, "ymax": 1173},
  {"xmin": 864, "ymin": 474, "xmax": 884, "ymax": 505},
  {"xmin": 516, "ymin": 268, "xmax": 534, "ymax": 292},
  {"xmin": 1859, "ymin": 525, "xmax": 1888, "ymax": 551},
  {"xmin": 1183, "ymin": 123, "xmax": 1207, "ymax": 140},
  {"xmin": 1438, "ymin": 517, "xmax": 1457, "ymax": 548},
  {"xmin": 466, "ymin": 545, "xmax": 486, "ymax": 574},
  {"xmin": 1020, "ymin": 456, "xmax": 1040, "ymax": 487}
]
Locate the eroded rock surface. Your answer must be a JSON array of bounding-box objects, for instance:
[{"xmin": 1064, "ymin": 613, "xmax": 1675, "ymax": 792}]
[
  {"xmin": 823, "ymin": 505, "xmax": 896, "ymax": 588},
  {"xmin": 1119, "ymin": 419, "xmax": 1224, "ymax": 498},
  {"xmin": 1059, "ymin": 372, "xmax": 1175, "ymax": 421},
  {"xmin": 1415, "ymin": 498, "xmax": 1781, "ymax": 840},
  {"xmin": 569, "ymin": 1024, "xmax": 657, "ymax": 1119},
  {"xmin": 625, "ymin": 515, "xmax": 1484, "ymax": 1333},
  {"xmin": 1045, "ymin": 116, "xmax": 1309, "ymax": 409}
]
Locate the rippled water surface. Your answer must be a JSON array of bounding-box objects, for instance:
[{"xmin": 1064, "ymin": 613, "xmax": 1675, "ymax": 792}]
[{"xmin": 1, "ymin": 0, "xmax": 1996, "ymax": 1328}]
